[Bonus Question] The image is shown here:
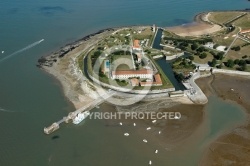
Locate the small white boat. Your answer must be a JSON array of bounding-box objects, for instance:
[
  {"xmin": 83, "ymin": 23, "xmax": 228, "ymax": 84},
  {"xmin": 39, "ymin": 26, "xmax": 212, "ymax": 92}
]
[
  {"xmin": 174, "ymin": 116, "xmax": 180, "ymax": 119},
  {"xmin": 149, "ymin": 160, "xmax": 152, "ymax": 165},
  {"xmin": 133, "ymin": 123, "xmax": 136, "ymax": 126},
  {"xmin": 119, "ymin": 122, "xmax": 123, "ymax": 126},
  {"xmin": 72, "ymin": 111, "xmax": 90, "ymax": 124},
  {"xmin": 155, "ymin": 150, "xmax": 158, "ymax": 154},
  {"xmin": 152, "ymin": 120, "xmax": 157, "ymax": 123},
  {"xmin": 146, "ymin": 127, "xmax": 151, "ymax": 130},
  {"xmin": 124, "ymin": 133, "xmax": 129, "ymax": 136},
  {"xmin": 1, "ymin": 51, "xmax": 4, "ymax": 54},
  {"xmin": 158, "ymin": 131, "xmax": 161, "ymax": 134},
  {"xmin": 143, "ymin": 139, "xmax": 148, "ymax": 143}
]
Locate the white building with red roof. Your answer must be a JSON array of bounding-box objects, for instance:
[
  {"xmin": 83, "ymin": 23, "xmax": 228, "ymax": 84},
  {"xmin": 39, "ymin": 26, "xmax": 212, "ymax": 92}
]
[{"xmin": 111, "ymin": 69, "xmax": 153, "ymax": 80}]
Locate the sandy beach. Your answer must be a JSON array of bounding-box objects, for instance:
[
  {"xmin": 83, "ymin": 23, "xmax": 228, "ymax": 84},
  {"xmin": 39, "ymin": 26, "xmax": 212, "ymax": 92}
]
[{"xmin": 166, "ymin": 12, "xmax": 222, "ymax": 37}]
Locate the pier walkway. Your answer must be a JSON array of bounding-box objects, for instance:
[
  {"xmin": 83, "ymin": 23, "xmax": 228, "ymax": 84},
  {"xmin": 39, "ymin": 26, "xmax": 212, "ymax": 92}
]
[{"xmin": 44, "ymin": 90, "xmax": 116, "ymax": 134}]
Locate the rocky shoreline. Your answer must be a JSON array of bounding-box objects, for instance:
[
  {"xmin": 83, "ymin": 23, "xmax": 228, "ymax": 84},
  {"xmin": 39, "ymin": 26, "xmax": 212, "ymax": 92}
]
[{"xmin": 37, "ymin": 28, "xmax": 115, "ymax": 68}]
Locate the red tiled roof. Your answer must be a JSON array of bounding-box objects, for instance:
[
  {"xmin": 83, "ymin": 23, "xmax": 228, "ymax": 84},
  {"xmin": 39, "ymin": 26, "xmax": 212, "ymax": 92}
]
[
  {"xmin": 240, "ymin": 29, "xmax": 250, "ymax": 34},
  {"xmin": 112, "ymin": 69, "xmax": 153, "ymax": 76},
  {"xmin": 140, "ymin": 74, "xmax": 162, "ymax": 86},
  {"xmin": 154, "ymin": 74, "xmax": 162, "ymax": 85},
  {"xmin": 133, "ymin": 40, "xmax": 140, "ymax": 48}
]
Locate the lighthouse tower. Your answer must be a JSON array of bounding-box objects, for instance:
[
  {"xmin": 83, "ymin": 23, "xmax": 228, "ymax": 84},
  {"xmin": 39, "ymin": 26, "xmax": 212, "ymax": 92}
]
[{"xmin": 152, "ymin": 24, "xmax": 156, "ymax": 32}]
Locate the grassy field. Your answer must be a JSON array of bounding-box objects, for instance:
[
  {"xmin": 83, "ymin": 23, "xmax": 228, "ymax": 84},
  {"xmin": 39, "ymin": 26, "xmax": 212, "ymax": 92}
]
[
  {"xmin": 233, "ymin": 38, "xmax": 248, "ymax": 47},
  {"xmin": 132, "ymin": 27, "xmax": 155, "ymax": 46},
  {"xmin": 225, "ymin": 46, "xmax": 250, "ymax": 60},
  {"xmin": 209, "ymin": 12, "xmax": 245, "ymax": 24},
  {"xmin": 112, "ymin": 54, "xmax": 134, "ymax": 70},
  {"xmin": 115, "ymin": 64, "xmax": 131, "ymax": 70},
  {"xmin": 234, "ymin": 13, "xmax": 250, "ymax": 29},
  {"xmin": 224, "ymin": 37, "xmax": 250, "ymax": 60},
  {"xmin": 193, "ymin": 52, "xmax": 214, "ymax": 64},
  {"xmin": 211, "ymin": 27, "xmax": 240, "ymax": 46}
]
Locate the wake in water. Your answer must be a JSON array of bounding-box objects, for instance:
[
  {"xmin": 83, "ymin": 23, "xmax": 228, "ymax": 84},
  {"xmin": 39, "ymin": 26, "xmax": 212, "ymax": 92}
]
[
  {"xmin": 0, "ymin": 39, "xmax": 44, "ymax": 63},
  {"xmin": 0, "ymin": 107, "xmax": 14, "ymax": 113}
]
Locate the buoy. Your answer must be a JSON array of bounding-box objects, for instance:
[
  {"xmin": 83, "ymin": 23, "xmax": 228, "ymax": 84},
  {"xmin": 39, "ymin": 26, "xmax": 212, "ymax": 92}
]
[
  {"xmin": 174, "ymin": 116, "xmax": 180, "ymax": 119},
  {"xmin": 119, "ymin": 122, "xmax": 122, "ymax": 126},
  {"xmin": 149, "ymin": 160, "xmax": 152, "ymax": 165},
  {"xmin": 143, "ymin": 139, "xmax": 148, "ymax": 143},
  {"xmin": 146, "ymin": 127, "xmax": 151, "ymax": 130},
  {"xmin": 133, "ymin": 123, "xmax": 136, "ymax": 126},
  {"xmin": 155, "ymin": 150, "xmax": 158, "ymax": 154},
  {"xmin": 124, "ymin": 133, "xmax": 129, "ymax": 136},
  {"xmin": 158, "ymin": 131, "xmax": 161, "ymax": 134},
  {"xmin": 152, "ymin": 120, "xmax": 157, "ymax": 123}
]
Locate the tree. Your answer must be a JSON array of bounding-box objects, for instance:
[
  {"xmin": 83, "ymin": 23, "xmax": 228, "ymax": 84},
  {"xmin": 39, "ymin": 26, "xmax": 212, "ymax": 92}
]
[
  {"xmin": 234, "ymin": 59, "xmax": 240, "ymax": 65},
  {"xmin": 174, "ymin": 72, "xmax": 185, "ymax": 82},
  {"xmin": 226, "ymin": 59, "xmax": 234, "ymax": 68},
  {"xmin": 197, "ymin": 46, "xmax": 205, "ymax": 52},
  {"xmin": 242, "ymin": 55, "xmax": 248, "ymax": 59},
  {"xmin": 238, "ymin": 59, "xmax": 246, "ymax": 66},
  {"xmin": 199, "ymin": 52, "xmax": 207, "ymax": 59},
  {"xmin": 235, "ymin": 46, "xmax": 241, "ymax": 51},
  {"xmin": 191, "ymin": 43, "xmax": 198, "ymax": 50},
  {"xmin": 215, "ymin": 52, "xmax": 224, "ymax": 60},
  {"xmin": 231, "ymin": 46, "xmax": 241, "ymax": 51},
  {"xmin": 188, "ymin": 56, "xmax": 194, "ymax": 61},
  {"xmin": 210, "ymin": 58, "xmax": 217, "ymax": 67},
  {"xmin": 93, "ymin": 50, "xmax": 101, "ymax": 58}
]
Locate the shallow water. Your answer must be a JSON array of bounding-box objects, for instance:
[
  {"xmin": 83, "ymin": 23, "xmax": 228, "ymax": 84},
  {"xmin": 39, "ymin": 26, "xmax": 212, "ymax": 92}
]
[{"xmin": 0, "ymin": 0, "xmax": 249, "ymax": 165}]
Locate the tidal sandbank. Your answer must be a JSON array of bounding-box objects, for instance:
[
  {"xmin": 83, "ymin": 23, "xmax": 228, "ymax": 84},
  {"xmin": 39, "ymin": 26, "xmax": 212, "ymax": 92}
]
[{"xmin": 196, "ymin": 74, "xmax": 250, "ymax": 165}]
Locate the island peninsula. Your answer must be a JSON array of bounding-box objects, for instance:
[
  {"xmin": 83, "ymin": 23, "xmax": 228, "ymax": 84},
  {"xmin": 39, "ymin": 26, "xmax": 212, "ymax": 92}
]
[{"xmin": 38, "ymin": 10, "xmax": 250, "ymax": 165}]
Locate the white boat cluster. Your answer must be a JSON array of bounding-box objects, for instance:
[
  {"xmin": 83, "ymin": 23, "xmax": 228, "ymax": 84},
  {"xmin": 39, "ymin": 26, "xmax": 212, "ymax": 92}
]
[{"xmin": 120, "ymin": 120, "xmax": 162, "ymax": 165}]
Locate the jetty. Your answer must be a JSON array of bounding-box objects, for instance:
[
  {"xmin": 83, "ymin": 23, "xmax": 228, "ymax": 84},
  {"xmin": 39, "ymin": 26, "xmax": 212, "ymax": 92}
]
[{"xmin": 44, "ymin": 90, "xmax": 116, "ymax": 134}]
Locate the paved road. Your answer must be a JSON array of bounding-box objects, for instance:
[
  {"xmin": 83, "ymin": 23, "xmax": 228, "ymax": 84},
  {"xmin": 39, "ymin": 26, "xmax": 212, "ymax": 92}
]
[{"xmin": 224, "ymin": 27, "xmax": 241, "ymax": 57}]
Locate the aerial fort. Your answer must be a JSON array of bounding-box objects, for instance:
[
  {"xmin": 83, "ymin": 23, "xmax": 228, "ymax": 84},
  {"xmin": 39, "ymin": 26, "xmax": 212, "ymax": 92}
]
[{"xmin": 39, "ymin": 11, "xmax": 250, "ymax": 134}]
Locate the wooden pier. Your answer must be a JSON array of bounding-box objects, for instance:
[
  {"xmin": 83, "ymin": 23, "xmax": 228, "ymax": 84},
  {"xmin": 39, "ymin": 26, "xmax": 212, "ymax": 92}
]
[{"xmin": 44, "ymin": 91, "xmax": 116, "ymax": 134}]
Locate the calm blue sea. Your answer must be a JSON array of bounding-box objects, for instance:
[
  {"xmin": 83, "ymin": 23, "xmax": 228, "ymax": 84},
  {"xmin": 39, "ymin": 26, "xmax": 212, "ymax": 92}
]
[{"xmin": 0, "ymin": 0, "xmax": 249, "ymax": 165}]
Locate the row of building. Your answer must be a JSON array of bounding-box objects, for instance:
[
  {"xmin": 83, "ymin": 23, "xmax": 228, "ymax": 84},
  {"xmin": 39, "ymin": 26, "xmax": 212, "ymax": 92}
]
[{"xmin": 111, "ymin": 69, "xmax": 162, "ymax": 86}]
